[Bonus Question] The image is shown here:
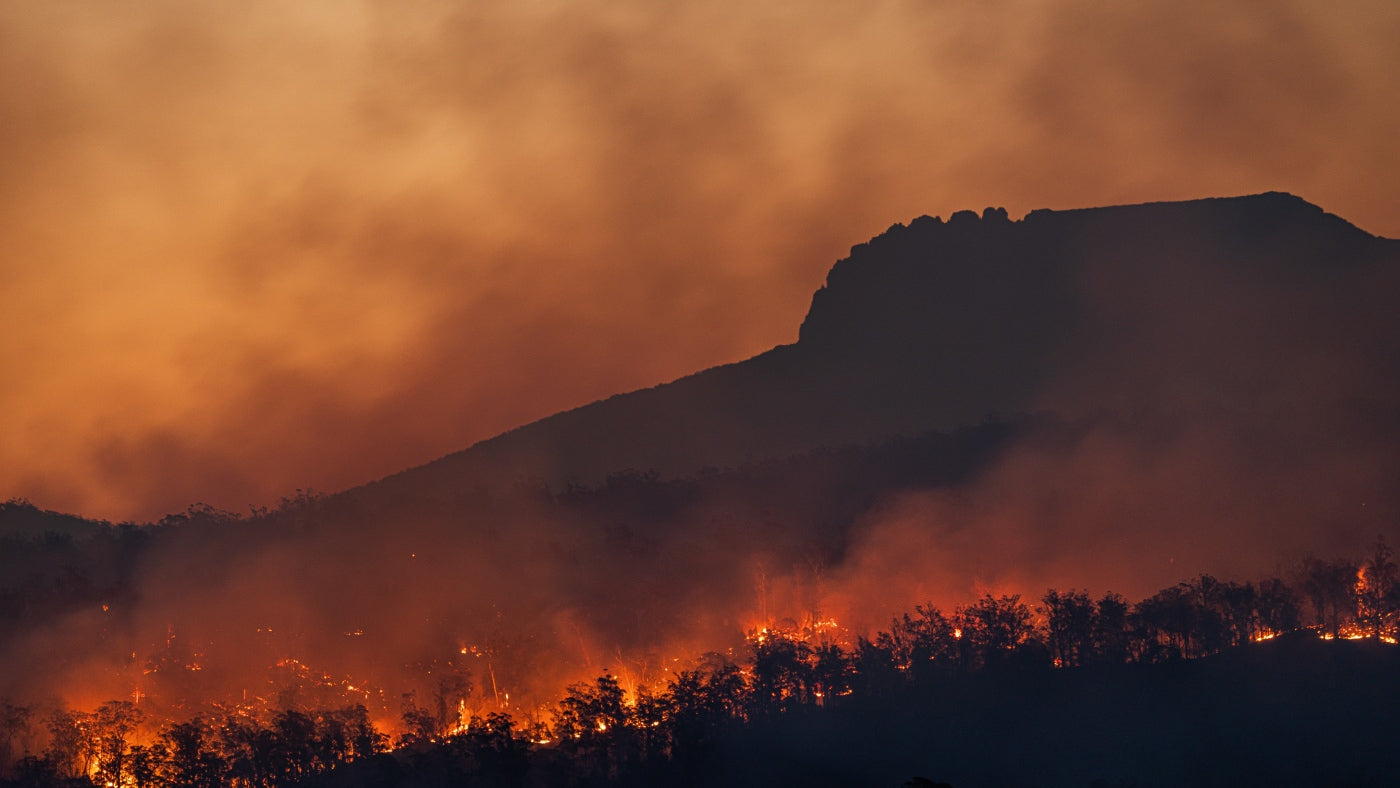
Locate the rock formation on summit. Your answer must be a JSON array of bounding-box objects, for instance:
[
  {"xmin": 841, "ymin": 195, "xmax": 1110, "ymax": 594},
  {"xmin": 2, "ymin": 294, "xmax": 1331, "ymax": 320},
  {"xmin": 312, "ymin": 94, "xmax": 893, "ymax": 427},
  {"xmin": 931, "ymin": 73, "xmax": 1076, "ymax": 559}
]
[{"xmin": 356, "ymin": 193, "xmax": 1400, "ymax": 504}]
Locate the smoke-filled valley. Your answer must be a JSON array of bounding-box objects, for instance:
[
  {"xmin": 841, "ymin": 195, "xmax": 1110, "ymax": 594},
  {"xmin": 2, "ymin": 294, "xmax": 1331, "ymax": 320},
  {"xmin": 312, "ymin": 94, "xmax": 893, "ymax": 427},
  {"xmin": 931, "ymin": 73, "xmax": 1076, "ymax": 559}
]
[{"xmin": 3, "ymin": 193, "xmax": 1400, "ymax": 785}]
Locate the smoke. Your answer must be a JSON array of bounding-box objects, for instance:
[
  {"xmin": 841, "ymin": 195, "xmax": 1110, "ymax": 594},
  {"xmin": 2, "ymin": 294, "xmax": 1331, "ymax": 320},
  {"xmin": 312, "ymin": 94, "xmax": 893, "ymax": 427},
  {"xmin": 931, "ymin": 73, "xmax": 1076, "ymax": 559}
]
[
  {"xmin": 2, "ymin": 0, "xmax": 1399, "ymax": 521},
  {"xmin": 2, "ymin": 0, "xmax": 1400, "ymax": 737},
  {"xmin": 816, "ymin": 210, "xmax": 1400, "ymax": 627}
]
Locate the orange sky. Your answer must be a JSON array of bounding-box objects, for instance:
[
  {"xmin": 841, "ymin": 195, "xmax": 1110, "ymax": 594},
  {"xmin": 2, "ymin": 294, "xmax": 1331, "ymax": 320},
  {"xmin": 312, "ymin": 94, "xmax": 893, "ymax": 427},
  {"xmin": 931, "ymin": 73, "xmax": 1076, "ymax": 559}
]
[{"xmin": 3, "ymin": 0, "xmax": 1399, "ymax": 522}]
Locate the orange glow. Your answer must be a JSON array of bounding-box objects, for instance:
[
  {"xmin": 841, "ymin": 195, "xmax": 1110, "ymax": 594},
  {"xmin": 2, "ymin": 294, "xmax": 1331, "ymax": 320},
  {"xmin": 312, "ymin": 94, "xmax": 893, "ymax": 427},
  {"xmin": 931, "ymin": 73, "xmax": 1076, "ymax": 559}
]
[
  {"xmin": 2, "ymin": 6, "xmax": 1400, "ymax": 764},
  {"xmin": 2, "ymin": 3, "xmax": 1398, "ymax": 523}
]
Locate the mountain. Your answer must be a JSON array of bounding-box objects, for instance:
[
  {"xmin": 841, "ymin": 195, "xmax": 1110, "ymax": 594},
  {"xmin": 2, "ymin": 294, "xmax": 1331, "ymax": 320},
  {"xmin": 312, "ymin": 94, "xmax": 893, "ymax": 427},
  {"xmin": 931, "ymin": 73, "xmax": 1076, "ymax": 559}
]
[
  {"xmin": 352, "ymin": 192, "xmax": 1400, "ymax": 506},
  {"xmin": 5, "ymin": 192, "xmax": 1399, "ymax": 728}
]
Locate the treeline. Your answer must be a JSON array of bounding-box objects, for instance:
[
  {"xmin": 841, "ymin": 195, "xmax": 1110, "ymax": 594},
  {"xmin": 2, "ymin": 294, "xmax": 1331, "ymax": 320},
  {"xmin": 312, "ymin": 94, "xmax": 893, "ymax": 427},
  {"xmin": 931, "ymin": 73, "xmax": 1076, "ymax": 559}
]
[
  {"xmin": 1, "ymin": 539, "xmax": 1397, "ymax": 787},
  {"xmin": 0, "ymin": 496, "xmax": 326, "ymax": 646},
  {"xmin": 0, "ymin": 703, "xmax": 379, "ymax": 788},
  {"xmin": 0, "ymin": 417, "xmax": 1016, "ymax": 650}
]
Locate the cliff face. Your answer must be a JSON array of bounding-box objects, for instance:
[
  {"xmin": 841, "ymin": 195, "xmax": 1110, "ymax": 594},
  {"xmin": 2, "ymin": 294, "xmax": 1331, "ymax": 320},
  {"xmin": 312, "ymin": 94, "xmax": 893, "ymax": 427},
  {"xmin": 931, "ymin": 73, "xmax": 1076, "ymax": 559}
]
[
  {"xmin": 799, "ymin": 193, "xmax": 1377, "ymax": 351},
  {"xmin": 353, "ymin": 193, "xmax": 1400, "ymax": 503}
]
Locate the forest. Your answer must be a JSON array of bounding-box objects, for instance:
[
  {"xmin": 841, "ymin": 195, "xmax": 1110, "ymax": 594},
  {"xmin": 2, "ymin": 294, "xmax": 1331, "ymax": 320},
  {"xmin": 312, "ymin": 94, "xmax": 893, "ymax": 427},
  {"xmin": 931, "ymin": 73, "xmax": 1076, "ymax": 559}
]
[{"xmin": 1, "ymin": 535, "xmax": 1396, "ymax": 788}]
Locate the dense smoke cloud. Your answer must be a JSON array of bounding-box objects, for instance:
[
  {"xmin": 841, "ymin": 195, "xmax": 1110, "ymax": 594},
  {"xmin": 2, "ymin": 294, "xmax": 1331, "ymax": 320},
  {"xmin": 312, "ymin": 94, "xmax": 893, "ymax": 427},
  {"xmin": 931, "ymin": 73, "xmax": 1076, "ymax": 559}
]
[
  {"xmin": 818, "ymin": 222, "xmax": 1400, "ymax": 634},
  {"xmin": 2, "ymin": 0, "xmax": 1398, "ymax": 521}
]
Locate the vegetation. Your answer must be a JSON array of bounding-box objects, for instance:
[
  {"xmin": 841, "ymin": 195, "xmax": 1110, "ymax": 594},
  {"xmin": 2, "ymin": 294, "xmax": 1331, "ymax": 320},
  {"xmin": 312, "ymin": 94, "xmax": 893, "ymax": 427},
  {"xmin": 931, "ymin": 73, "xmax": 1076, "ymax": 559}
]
[{"xmin": 1, "ymin": 538, "xmax": 1396, "ymax": 787}]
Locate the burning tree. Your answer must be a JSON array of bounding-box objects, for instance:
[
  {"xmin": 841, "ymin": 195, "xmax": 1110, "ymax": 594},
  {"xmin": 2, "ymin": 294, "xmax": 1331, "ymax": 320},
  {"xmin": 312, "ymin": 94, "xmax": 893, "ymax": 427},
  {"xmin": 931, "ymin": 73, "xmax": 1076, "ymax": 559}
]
[
  {"xmin": 1356, "ymin": 536, "xmax": 1398, "ymax": 639},
  {"xmin": 90, "ymin": 700, "xmax": 142, "ymax": 788},
  {"xmin": 955, "ymin": 594, "xmax": 1038, "ymax": 670},
  {"xmin": 157, "ymin": 718, "xmax": 225, "ymax": 788},
  {"xmin": 747, "ymin": 634, "xmax": 814, "ymax": 717},
  {"xmin": 876, "ymin": 604, "xmax": 960, "ymax": 675}
]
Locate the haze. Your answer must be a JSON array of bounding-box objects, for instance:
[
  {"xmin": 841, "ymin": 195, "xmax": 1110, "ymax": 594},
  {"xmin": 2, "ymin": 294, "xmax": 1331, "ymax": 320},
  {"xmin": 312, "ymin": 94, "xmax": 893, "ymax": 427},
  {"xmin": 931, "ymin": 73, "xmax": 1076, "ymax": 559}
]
[{"xmin": 4, "ymin": 1, "xmax": 1399, "ymax": 522}]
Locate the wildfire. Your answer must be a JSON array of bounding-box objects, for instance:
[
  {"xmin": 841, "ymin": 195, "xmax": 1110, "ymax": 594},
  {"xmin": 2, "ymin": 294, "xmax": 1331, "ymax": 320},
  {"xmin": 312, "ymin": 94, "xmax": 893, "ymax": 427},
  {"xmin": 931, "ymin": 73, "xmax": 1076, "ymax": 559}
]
[
  {"xmin": 447, "ymin": 699, "xmax": 472, "ymax": 736},
  {"xmin": 21, "ymin": 546, "xmax": 1400, "ymax": 773},
  {"xmin": 1315, "ymin": 626, "xmax": 1379, "ymax": 642},
  {"xmin": 746, "ymin": 615, "xmax": 849, "ymax": 647}
]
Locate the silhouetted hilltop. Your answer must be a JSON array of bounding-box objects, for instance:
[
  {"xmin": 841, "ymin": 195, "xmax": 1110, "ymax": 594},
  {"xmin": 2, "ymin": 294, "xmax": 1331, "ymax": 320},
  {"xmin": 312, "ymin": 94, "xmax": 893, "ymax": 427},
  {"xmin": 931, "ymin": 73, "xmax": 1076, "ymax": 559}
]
[
  {"xmin": 354, "ymin": 192, "xmax": 1399, "ymax": 504},
  {"xmin": 0, "ymin": 498, "xmax": 116, "ymax": 540}
]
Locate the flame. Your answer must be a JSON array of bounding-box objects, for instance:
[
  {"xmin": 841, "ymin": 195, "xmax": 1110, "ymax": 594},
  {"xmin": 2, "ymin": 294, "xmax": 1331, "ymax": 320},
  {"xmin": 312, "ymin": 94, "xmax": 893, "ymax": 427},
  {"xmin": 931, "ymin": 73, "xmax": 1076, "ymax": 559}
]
[
  {"xmin": 27, "ymin": 561, "xmax": 1400, "ymax": 752},
  {"xmin": 447, "ymin": 699, "xmax": 472, "ymax": 736}
]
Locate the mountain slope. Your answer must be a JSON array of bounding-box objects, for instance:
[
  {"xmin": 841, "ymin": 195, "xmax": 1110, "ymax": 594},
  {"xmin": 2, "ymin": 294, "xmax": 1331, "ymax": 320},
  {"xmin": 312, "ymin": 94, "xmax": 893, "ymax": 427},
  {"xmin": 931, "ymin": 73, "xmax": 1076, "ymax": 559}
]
[
  {"xmin": 353, "ymin": 192, "xmax": 1400, "ymax": 505},
  {"xmin": 6, "ymin": 192, "xmax": 1399, "ymax": 721}
]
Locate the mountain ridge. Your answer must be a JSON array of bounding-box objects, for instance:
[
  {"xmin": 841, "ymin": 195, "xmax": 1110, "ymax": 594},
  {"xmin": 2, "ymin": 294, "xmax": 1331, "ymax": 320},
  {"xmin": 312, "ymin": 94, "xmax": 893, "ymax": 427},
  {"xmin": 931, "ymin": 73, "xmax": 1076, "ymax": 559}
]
[{"xmin": 347, "ymin": 191, "xmax": 1399, "ymax": 508}]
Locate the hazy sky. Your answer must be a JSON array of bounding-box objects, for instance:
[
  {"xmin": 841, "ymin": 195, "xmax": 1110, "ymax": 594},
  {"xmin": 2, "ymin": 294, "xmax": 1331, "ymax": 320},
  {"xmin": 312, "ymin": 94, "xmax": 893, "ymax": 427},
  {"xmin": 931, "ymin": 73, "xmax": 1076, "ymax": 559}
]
[{"xmin": 4, "ymin": 0, "xmax": 1399, "ymax": 522}]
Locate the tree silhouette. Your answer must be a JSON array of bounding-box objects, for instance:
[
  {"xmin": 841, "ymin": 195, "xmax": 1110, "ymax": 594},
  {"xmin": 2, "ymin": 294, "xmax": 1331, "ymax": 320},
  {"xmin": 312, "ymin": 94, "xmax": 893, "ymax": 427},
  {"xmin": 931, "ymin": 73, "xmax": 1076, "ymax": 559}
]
[
  {"xmin": 4, "ymin": 546, "xmax": 1396, "ymax": 788},
  {"xmin": 42, "ymin": 709, "xmax": 91, "ymax": 780},
  {"xmin": 1357, "ymin": 536, "xmax": 1397, "ymax": 638},
  {"xmin": 313, "ymin": 706, "xmax": 381, "ymax": 767},
  {"xmin": 1042, "ymin": 589, "xmax": 1095, "ymax": 668},
  {"xmin": 748, "ymin": 633, "xmax": 814, "ymax": 717},
  {"xmin": 0, "ymin": 704, "xmax": 32, "ymax": 781},
  {"xmin": 431, "ymin": 667, "xmax": 473, "ymax": 739},
  {"xmin": 1134, "ymin": 584, "xmax": 1199, "ymax": 660},
  {"xmin": 127, "ymin": 742, "xmax": 165, "ymax": 788},
  {"xmin": 1300, "ymin": 557, "xmax": 1359, "ymax": 638},
  {"xmin": 553, "ymin": 673, "xmax": 634, "ymax": 780},
  {"xmin": 457, "ymin": 712, "xmax": 529, "ymax": 786},
  {"xmin": 957, "ymin": 594, "xmax": 1036, "ymax": 670},
  {"xmin": 663, "ymin": 662, "xmax": 746, "ymax": 775},
  {"xmin": 811, "ymin": 642, "xmax": 852, "ymax": 704},
  {"xmin": 878, "ymin": 604, "xmax": 959, "ymax": 676},
  {"xmin": 850, "ymin": 635, "xmax": 902, "ymax": 697},
  {"xmin": 1181, "ymin": 575, "xmax": 1230, "ymax": 654},
  {"xmin": 1255, "ymin": 578, "xmax": 1301, "ymax": 636},
  {"xmin": 160, "ymin": 717, "xmax": 224, "ymax": 788},
  {"xmin": 219, "ymin": 712, "xmax": 277, "ymax": 788},
  {"xmin": 90, "ymin": 700, "xmax": 141, "ymax": 788},
  {"xmin": 270, "ymin": 709, "xmax": 317, "ymax": 786},
  {"xmin": 1091, "ymin": 592, "xmax": 1132, "ymax": 664},
  {"xmin": 398, "ymin": 693, "xmax": 439, "ymax": 746},
  {"xmin": 555, "ymin": 674, "xmax": 628, "ymax": 742}
]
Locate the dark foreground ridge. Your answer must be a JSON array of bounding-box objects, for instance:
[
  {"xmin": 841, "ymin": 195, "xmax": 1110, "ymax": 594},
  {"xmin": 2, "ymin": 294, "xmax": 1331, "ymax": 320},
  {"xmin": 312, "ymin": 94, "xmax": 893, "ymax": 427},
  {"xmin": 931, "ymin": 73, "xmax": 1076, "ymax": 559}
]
[{"xmin": 354, "ymin": 192, "xmax": 1400, "ymax": 506}]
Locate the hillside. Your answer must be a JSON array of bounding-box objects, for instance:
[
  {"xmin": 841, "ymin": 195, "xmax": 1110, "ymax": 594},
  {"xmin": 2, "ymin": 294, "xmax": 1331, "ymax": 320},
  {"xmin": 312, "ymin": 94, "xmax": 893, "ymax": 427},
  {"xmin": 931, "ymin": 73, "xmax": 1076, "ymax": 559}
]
[
  {"xmin": 3, "ymin": 193, "xmax": 1398, "ymax": 748},
  {"xmin": 354, "ymin": 192, "xmax": 1400, "ymax": 507}
]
